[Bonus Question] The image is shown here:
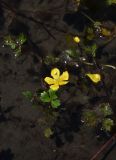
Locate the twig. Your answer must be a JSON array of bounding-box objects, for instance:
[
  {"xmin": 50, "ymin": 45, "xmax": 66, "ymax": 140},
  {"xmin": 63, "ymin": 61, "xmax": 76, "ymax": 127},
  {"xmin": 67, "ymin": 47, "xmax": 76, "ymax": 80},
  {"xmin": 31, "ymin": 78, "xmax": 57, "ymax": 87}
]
[
  {"xmin": 83, "ymin": 62, "xmax": 116, "ymax": 70},
  {"xmin": 90, "ymin": 134, "xmax": 116, "ymax": 160}
]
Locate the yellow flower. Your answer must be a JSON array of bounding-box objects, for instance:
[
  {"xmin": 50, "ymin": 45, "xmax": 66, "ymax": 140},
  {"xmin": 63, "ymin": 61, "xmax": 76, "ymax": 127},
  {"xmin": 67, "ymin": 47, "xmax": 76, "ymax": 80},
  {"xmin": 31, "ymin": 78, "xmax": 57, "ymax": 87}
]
[
  {"xmin": 44, "ymin": 68, "xmax": 69, "ymax": 90},
  {"xmin": 73, "ymin": 36, "xmax": 80, "ymax": 43},
  {"xmin": 86, "ymin": 73, "xmax": 101, "ymax": 83}
]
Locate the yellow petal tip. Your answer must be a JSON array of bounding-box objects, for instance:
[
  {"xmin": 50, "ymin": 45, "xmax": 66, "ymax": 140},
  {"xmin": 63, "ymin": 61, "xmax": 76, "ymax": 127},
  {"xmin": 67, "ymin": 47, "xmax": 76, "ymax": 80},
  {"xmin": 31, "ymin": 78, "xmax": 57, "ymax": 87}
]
[{"xmin": 86, "ymin": 73, "xmax": 101, "ymax": 83}]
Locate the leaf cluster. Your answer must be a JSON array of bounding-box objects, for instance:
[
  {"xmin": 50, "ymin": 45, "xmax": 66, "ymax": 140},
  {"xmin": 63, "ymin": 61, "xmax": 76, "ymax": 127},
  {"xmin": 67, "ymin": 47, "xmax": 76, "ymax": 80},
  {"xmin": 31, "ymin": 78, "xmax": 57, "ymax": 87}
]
[
  {"xmin": 4, "ymin": 33, "xmax": 27, "ymax": 57},
  {"xmin": 82, "ymin": 103, "xmax": 114, "ymax": 131},
  {"xmin": 40, "ymin": 89, "xmax": 61, "ymax": 109}
]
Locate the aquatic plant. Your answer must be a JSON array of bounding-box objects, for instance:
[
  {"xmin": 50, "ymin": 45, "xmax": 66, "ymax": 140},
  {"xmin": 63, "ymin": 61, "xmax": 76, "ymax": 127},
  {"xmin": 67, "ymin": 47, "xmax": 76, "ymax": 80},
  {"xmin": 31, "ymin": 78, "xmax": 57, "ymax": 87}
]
[
  {"xmin": 82, "ymin": 103, "xmax": 114, "ymax": 132},
  {"xmin": 40, "ymin": 89, "xmax": 61, "ymax": 109},
  {"xmin": 4, "ymin": 33, "xmax": 27, "ymax": 57}
]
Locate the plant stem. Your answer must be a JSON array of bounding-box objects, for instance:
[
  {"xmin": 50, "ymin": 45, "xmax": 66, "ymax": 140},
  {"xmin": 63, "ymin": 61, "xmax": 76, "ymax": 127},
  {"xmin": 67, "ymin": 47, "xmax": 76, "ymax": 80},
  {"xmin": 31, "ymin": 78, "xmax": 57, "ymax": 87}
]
[
  {"xmin": 81, "ymin": 11, "xmax": 95, "ymax": 24},
  {"xmin": 90, "ymin": 134, "xmax": 116, "ymax": 160}
]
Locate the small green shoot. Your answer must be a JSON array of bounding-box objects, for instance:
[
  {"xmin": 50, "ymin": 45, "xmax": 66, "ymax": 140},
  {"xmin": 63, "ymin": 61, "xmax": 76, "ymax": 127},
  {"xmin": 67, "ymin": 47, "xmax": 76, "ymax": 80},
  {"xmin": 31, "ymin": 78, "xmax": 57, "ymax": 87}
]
[{"xmin": 40, "ymin": 89, "xmax": 61, "ymax": 108}]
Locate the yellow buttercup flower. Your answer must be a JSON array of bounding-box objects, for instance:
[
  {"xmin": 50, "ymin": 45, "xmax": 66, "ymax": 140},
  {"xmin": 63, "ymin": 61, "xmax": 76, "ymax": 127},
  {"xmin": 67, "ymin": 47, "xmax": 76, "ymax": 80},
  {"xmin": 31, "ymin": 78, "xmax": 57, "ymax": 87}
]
[
  {"xmin": 44, "ymin": 68, "xmax": 69, "ymax": 90},
  {"xmin": 86, "ymin": 73, "xmax": 101, "ymax": 83},
  {"xmin": 73, "ymin": 36, "xmax": 80, "ymax": 43}
]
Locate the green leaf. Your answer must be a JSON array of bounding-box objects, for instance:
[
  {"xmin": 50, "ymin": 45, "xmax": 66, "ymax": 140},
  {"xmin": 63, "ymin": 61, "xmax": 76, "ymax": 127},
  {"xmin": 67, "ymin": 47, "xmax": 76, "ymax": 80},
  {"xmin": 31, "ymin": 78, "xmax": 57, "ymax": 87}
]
[
  {"xmin": 40, "ymin": 91, "xmax": 50, "ymax": 102},
  {"xmin": 48, "ymin": 89, "xmax": 58, "ymax": 100},
  {"xmin": 51, "ymin": 99, "xmax": 61, "ymax": 108},
  {"xmin": 22, "ymin": 91, "xmax": 33, "ymax": 100},
  {"xmin": 102, "ymin": 118, "xmax": 114, "ymax": 131}
]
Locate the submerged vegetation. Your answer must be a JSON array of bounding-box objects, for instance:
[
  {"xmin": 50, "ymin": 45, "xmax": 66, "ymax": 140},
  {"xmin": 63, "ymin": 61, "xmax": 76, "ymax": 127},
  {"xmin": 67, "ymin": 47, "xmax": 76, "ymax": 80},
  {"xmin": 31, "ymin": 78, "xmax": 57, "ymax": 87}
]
[
  {"xmin": 1, "ymin": 0, "xmax": 116, "ymax": 143},
  {"xmin": 21, "ymin": 4, "xmax": 116, "ymax": 136},
  {"xmin": 82, "ymin": 103, "xmax": 114, "ymax": 131},
  {"xmin": 4, "ymin": 33, "xmax": 27, "ymax": 57}
]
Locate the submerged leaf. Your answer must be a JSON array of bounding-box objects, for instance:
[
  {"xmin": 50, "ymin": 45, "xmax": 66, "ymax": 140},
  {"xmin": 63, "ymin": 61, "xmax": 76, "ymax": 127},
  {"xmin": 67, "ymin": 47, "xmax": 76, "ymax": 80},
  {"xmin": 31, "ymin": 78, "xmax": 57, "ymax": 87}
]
[
  {"xmin": 44, "ymin": 128, "xmax": 53, "ymax": 138},
  {"xmin": 102, "ymin": 118, "xmax": 114, "ymax": 131},
  {"xmin": 22, "ymin": 91, "xmax": 33, "ymax": 100},
  {"xmin": 100, "ymin": 103, "xmax": 113, "ymax": 117},
  {"xmin": 83, "ymin": 110, "xmax": 98, "ymax": 127}
]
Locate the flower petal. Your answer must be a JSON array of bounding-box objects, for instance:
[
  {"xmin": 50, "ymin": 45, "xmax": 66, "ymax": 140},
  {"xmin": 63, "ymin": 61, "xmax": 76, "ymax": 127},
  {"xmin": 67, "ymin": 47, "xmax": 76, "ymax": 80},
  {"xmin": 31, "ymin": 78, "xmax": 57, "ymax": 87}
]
[
  {"xmin": 59, "ymin": 81, "xmax": 69, "ymax": 85},
  {"xmin": 44, "ymin": 77, "xmax": 55, "ymax": 85},
  {"xmin": 51, "ymin": 68, "xmax": 60, "ymax": 79},
  {"xmin": 50, "ymin": 84, "xmax": 59, "ymax": 90},
  {"xmin": 73, "ymin": 36, "xmax": 80, "ymax": 43},
  {"xmin": 60, "ymin": 71, "xmax": 69, "ymax": 81},
  {"xmin": 86, "ymin": 73, "xmax": 101, "ymax": 83}
]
